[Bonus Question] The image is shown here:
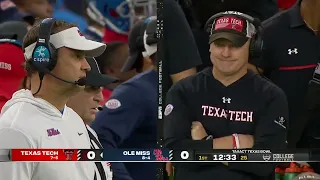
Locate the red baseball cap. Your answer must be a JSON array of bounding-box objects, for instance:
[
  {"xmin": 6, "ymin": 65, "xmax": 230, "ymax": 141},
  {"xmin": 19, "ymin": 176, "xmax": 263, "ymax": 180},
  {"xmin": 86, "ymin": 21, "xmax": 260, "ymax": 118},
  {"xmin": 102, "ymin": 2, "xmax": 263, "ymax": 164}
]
[
  {"xmin": 0, "ymin": 43, "xmax": 26, "ymax": 109},
  {"xmin": 208, "ymin": 13, "xmax": 256, "ymax": 47}
]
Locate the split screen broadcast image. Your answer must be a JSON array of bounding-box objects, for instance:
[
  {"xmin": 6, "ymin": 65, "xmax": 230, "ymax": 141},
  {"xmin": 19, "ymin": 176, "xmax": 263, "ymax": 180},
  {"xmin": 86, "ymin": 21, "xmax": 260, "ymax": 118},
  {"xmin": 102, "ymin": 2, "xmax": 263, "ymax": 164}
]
[{"xmin": 1, "ymin": 0, "xmax": 320, "ymax": 180}]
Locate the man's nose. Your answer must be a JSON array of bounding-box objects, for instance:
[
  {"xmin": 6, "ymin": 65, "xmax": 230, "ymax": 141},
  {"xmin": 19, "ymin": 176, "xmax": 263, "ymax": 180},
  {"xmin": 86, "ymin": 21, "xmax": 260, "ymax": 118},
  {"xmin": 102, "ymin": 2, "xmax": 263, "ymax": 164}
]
[
  {"xmin": 221, "ymin": 46, "xmax": 232, "ymax": 58},
  {"xmin": 81, "ymin": 58, "xmax": 91, "ymax": 72}
]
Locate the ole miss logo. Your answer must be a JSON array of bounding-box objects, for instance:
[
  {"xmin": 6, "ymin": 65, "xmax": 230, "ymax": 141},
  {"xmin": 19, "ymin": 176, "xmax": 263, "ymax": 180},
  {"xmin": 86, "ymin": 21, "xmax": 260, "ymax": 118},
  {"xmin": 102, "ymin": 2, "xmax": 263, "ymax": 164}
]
[{"xmin": 105, "ymin": 99, "xmax": 121, "ymax": 109}]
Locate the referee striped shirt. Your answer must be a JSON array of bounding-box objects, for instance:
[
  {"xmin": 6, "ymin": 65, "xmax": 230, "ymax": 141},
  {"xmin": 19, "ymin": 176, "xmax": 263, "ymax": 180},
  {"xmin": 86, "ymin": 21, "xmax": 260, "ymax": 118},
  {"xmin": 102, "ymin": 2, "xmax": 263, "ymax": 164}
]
[{"xmin": 86, "ymin": 125, "xmax": 113, "ymax": 180}]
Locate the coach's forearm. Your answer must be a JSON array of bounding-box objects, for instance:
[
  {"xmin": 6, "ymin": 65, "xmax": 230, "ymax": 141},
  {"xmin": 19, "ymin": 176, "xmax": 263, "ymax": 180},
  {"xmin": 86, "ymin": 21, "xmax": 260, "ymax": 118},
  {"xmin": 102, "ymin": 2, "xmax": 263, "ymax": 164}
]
[
  {"xmin": 165, "ymin": 134, "xmax": 251, "ymax": 149},
  {"xmin": 212, "ymin": 136, "xmax": 234, "ymax": 149},
  {"xmin": 213, "ymin": 135, "xmax": 254, "ymax": 149}
]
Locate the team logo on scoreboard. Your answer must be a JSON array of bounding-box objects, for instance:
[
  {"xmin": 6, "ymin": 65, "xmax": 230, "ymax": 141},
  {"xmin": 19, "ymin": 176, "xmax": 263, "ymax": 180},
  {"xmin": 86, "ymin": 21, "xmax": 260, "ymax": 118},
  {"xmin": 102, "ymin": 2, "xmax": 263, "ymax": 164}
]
[
  {"xmin": 64, "ymin": 150, "xmax": 75, "ymax": 161},
  {"xmin": 262, "ymin": 154, "xmax": 271, "ymax": 161}
]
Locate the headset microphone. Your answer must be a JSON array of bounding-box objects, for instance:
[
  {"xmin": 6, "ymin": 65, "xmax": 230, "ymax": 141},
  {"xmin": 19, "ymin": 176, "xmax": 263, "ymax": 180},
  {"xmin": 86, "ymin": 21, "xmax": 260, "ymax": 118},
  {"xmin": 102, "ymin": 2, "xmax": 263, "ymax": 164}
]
[
  {"xmin": 47, "ymin": 72, "xmax": 86, "ymax": 86},
  {"xmin": 37, "ymin": 65, "xmax": 86, "ymax": 86},
  {"xmin": 76, "ymin": 78, "xmax": 86, "ymax": 86}
]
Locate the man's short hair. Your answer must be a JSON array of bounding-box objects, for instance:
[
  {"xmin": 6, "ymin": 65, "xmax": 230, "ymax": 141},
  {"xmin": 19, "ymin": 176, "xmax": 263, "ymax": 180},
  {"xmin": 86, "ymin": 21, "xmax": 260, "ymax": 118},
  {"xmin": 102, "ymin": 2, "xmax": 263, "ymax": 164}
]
[
  {"xmin": 95, "ymin": 41, "xmax": 126, "ymax": 73},
  {"xmin": 22, "ymin": 19, "xmax": 77, "ymax": 75}
]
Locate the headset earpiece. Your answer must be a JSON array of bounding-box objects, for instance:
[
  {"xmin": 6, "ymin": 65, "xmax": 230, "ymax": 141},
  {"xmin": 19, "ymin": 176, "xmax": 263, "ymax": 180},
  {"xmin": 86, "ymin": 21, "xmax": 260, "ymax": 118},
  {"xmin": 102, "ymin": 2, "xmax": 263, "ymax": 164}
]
[
  {"xmin": 145, "ymin": 18, "xmax": 158, "ymax": 45},
  {"xmin": 31, "ymin": 18, "xmax": 57, "ymax": 73},
  {"xmin": 204, "ymin": 11, "xmax": 264, "ymax": 58}
]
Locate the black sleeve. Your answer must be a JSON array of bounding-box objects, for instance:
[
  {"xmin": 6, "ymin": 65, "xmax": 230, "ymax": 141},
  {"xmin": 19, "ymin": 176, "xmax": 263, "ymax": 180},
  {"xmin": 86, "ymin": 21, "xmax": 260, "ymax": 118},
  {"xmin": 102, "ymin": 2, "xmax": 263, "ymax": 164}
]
[
  {"xmin": 163, "ymin": 82, "xmax": 212, "ymax": 149},
  {"xmin": 163, "ymin": 0, "xmax": 202, "ymax": 75},
  {"xmin": 228, "ymin": 88, "xmax": 289, "ymax": 177}
]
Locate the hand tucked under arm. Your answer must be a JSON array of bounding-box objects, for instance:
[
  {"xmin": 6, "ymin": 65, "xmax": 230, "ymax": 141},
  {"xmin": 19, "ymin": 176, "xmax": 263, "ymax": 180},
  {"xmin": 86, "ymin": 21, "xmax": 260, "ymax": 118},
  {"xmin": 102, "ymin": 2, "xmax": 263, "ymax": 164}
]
[{"xmin": 191, "ymin": 121, "xmax": 254, "ymax": 149}]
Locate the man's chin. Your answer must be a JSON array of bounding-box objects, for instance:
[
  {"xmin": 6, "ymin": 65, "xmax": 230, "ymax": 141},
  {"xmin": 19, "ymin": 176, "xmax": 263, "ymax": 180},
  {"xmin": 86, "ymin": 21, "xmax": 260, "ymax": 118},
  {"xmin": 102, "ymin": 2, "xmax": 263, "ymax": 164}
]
[{"xmin": 83, "ymin": 116, "xmax": 95, "ymax": 124}]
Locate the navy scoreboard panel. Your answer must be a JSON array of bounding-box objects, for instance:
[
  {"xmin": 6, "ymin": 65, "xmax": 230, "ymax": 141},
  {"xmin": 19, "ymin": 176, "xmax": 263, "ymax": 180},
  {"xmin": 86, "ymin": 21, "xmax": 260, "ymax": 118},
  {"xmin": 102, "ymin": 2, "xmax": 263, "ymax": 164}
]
[
  {"xmin": 46, "ymin": 149, "xmax": 320, "ymax": 162},
  {"xmin": 2, "ymin": 149, "xmax": 320, "ymax": 162}
]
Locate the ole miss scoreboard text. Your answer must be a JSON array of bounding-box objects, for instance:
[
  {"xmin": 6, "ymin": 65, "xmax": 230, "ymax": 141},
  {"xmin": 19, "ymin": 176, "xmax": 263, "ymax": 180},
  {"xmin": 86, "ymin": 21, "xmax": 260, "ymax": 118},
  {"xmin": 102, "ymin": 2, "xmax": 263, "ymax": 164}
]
[{"xmin": 0, "ymin": 149, "xmax": 320, "ymax": 162}]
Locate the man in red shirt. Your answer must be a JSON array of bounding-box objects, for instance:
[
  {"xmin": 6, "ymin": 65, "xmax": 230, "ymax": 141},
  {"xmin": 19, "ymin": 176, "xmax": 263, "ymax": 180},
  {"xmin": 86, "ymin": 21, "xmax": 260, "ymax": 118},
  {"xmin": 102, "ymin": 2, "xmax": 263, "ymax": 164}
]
[
  {"xmin": 0, "ymin": 42, "xmax": 26, "ymax": 110},
  {"xmin": 0, "ymin": 21, "xmax": 33, "ymax": 110}
]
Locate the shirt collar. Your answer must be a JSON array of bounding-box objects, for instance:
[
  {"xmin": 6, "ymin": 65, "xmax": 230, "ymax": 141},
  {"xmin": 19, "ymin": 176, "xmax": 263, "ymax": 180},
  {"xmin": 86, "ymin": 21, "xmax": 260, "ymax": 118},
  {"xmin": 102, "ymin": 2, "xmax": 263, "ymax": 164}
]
[{"xmin": 288, "ymin": 0, "xmax": 305, "ymax": 28}]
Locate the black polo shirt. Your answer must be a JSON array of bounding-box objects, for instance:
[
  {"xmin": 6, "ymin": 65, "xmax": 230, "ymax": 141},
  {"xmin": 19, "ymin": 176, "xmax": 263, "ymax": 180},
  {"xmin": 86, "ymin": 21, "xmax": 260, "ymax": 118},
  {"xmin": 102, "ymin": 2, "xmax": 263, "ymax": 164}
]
[
  {"xmin": 163, "ymin": 68, "xmax": 288, "ymax": 180},
  {"xmin": 163, "ymin": 0, "xmax": 202, "ymax": 91},
  {"xmin": 250, "ymin": 2, "xmax": 320, "ymax": 147}
]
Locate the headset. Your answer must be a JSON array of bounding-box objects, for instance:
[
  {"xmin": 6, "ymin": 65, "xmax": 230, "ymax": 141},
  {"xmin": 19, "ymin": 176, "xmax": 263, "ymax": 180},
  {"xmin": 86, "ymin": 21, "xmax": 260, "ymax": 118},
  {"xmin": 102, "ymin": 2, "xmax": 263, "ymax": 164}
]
[
  {"xmin": 30, "ymin": 18, "xmax": 85, "ymax": 86},
  {"xmin": 134, "ymin": 17, "xmax": 149, "ymax": 52},
  {"xmin": 135, "ymin": 16, "xmax": 157, "ymax": 49},
  {"xmin": 130, "ymin": 16, "xmax": 157, "ymax": 72},
  {"xmin": 145, "ymin": 17, "xmax": 158, "ymax": 45},
  {"xmin": 204, "ymin": 11, "xmax": 263, "ymax": 58}
]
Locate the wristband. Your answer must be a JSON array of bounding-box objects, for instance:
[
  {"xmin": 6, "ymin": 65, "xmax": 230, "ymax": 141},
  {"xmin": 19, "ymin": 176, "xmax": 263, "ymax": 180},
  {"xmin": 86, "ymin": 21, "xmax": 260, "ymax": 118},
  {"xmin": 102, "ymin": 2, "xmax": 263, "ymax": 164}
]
[
  {"xmin": 232, "ymin": 134, "xmax": 237, "ymax": 149},
  {"xmin": 232, "ymin": 134, "xmax": 240, "ymax": 149}
]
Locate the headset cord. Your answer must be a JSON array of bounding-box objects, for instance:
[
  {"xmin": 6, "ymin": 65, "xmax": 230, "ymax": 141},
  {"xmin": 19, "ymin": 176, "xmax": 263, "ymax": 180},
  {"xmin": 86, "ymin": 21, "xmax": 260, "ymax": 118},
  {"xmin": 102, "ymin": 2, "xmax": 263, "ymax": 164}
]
[{"xmin": 32, "ymin": 73, "xmax": 45, "ymax": 96}]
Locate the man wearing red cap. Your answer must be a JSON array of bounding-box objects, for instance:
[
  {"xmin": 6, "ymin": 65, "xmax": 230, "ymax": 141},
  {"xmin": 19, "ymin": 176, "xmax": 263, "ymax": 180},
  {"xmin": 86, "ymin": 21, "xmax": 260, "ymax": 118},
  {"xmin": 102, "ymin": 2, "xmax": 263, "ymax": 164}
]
[
  {"xmin": 0, "ymin": 20, "xmax": 30, "ymax": 110},
  {"xmin": 163, "ymin": 11, "xmax": 288, "ymax": 180}
]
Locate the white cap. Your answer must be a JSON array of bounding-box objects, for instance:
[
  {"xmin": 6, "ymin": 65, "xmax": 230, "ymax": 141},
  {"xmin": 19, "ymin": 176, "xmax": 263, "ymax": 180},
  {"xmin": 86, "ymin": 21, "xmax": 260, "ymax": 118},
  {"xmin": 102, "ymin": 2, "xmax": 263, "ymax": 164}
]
[
  {"xmin": 142, "ymin": 30, "xmax": 157, "ymax": 58},
  {"xmin": 24, "ymin": 27, "xmax": 106, "ymax": 59}
]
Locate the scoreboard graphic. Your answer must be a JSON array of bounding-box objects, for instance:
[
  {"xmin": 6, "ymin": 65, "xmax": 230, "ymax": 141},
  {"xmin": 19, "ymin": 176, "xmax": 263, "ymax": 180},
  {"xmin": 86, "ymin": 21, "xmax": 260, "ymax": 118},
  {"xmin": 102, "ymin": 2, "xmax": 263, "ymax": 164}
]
[{"xmin": 0, "ymin": 149, "xmax": 320, "ymax": 162}]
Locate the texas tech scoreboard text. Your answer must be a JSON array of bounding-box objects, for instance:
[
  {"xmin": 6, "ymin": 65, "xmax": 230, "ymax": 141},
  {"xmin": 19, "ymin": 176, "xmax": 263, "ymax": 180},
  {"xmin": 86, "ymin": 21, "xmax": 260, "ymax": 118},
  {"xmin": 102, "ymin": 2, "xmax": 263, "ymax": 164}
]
[{"xmin": 1, "ymin": 149, "xmax": 320, "ymax": 162}]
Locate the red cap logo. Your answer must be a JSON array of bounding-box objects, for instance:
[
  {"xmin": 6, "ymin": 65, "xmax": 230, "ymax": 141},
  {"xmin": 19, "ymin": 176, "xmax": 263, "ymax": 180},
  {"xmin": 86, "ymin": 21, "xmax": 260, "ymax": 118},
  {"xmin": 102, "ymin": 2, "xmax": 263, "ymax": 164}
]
[{"xmin": 214, "ymin": 16, "xmax": 244, "ymax": 33}]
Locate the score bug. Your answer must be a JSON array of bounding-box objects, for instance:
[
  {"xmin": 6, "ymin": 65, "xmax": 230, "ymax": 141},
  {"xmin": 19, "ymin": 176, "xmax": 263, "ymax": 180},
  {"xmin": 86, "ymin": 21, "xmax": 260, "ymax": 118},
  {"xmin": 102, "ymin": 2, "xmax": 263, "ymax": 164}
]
[
  {"xmin": 79, "ymin": 150, "xmax": 103, "ymax": 161},
  {"xmin": 212, "ymin": 154, "xmax": 237, "ymax": 161}
]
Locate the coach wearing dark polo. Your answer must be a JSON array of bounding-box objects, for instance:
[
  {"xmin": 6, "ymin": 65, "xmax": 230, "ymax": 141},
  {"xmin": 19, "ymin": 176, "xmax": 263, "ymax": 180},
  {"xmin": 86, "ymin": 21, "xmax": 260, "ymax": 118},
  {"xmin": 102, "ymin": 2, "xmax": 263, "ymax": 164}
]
[{"xmin": 249, "ymin": 0, "xmax": 320, "ymax": 149}]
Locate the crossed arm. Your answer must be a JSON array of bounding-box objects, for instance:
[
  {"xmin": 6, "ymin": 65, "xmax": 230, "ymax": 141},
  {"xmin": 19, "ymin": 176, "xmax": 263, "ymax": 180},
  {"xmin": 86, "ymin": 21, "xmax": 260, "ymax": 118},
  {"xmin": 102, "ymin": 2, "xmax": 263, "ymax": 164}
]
[{"xmin": 164, "ymin": 83, "xmax": 288, "ymax": 177}]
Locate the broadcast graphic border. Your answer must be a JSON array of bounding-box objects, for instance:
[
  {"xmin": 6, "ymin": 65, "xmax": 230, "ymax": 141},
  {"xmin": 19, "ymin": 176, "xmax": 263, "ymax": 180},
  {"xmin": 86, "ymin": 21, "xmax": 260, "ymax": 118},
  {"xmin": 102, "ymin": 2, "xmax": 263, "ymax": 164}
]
[{"xmin": 156, "ymin": 0, "xmax": 164, "ymax": 180}]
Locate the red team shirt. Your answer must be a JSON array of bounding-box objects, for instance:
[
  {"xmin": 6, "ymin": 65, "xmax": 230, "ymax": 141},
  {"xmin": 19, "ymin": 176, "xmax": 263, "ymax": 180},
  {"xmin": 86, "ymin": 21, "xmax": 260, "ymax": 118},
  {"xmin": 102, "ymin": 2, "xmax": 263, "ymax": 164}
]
[
  {"xmin": 101, "ymin": 88, "xmax": 112, "ymax": 106},
  {"xmin": 103, "ymin": 28, "xmax": 128, "ymax": 43},
  {"xmin": 278, "ymin": 0, "xmax": 296, "ymax": 9}
]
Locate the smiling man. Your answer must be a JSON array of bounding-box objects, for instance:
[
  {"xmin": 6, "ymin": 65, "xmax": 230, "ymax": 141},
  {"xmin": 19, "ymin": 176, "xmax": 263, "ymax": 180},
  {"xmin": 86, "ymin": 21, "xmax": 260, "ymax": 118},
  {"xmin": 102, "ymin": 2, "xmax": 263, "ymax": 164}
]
[{"xmin": 163, "ymin": 11, "xmax": 288, "ymax": 180}]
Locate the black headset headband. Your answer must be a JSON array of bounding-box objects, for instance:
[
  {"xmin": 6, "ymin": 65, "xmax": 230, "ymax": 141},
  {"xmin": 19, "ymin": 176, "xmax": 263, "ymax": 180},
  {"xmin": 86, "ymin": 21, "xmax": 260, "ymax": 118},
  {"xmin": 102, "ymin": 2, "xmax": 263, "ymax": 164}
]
[
  {"xmin": 145, "ymin": 17, "xmax": 157, "ymax": 45},
  {"xmin": 37, "ymin": 18, "xmax": 56, "ymax": 50},
  {"xmin": 204, "ymin": 11, "xmax": 261, "ymax": 34}
]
